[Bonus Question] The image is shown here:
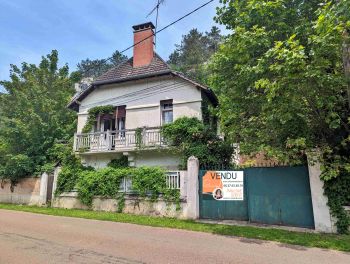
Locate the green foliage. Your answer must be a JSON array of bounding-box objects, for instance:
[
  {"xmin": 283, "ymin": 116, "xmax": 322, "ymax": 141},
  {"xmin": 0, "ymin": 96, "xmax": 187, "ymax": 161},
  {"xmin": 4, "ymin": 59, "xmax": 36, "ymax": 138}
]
[
  {"xmin": 211, "ymin": 0, "xmax": 350, "ymax": 232},
  {"xmin": 77, "ymin": 167, "xmax": 129, "ymax": 207},
  {"xmin": 135, "ymin": 127, "xmax": 143, "ymax": 148},
  {"xmin": 107, "ymin": 156, "xmax": 129, "ymax": 169},
  {"xmin": 323, "ymin": 167, "xmax": 350, "ymax": 234},
  {"xmin": 168, "ymin": 27, "xmax": 223, "ymax": 83},
  {"xmin": 56, "ymin": 165, "xmax": 180, "ymax": 212},
  {"xmin": 0, "ymin": 154, "xmax": 33, "ymax": 184},
  {"xmin": 55, "ymin": 165, "xmax": 82, "ymax": 195},
  {"xmin": 132, "ymin": 167, "xmax": 167, "ymax": 201},
  {"xmin": 53, "ymin": 141, "xmax": 94, "ymax": 195},
  {"xmin": 82, "ymin": 105, "xmax": 115, "ymax": 133},
  {"xmin": 162, "ymin": 117, "xmax": 234, "ymax": 169},
  {"xmin": 0, "ymin": 50, "xmax": 76, "ymax": 183}
]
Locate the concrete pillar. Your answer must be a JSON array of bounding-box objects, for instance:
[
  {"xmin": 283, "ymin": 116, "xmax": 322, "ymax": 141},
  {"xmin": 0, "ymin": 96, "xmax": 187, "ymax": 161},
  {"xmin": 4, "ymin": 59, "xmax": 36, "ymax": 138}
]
[
  {"xmin": 307, "ymin": 152, "xmax": 335, "ymax": 233},
  {"xmin": 52, "ymin": 166, "xmax": 61, "ymax": 199},
  {"xmin": 179, "ymin": 171, "xmax": 187, "ymax": 198},
  {"xmin": 185, "ymin": 156, "xmax": 199, "ymax": 219},
  {"xmin": 39, "ymin": 172, "xmax": 49, "ymax": 205}
]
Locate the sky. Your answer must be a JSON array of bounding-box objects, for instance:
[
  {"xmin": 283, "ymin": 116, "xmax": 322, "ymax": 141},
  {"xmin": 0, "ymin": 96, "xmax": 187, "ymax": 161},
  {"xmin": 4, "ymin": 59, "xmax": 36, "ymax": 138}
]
[{"xmin": 0, "ymin": 0, "xmax": 228, "ymax": 92}]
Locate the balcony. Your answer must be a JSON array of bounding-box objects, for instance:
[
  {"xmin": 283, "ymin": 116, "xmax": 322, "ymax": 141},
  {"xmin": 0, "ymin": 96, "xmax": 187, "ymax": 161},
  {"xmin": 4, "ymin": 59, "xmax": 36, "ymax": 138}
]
[{"xmin": 73, "ymin": 127, "xmax": 166, "ymax": 153}]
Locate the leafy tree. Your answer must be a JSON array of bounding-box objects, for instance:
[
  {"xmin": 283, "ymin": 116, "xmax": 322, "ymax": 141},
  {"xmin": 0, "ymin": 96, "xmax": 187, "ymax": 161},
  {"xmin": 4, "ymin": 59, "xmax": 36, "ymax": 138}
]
[
  {"xmin": 210, "ymin": 0, "xmax": 350, "ymax": 232},
  {"xmin": 77, "ymin": 50, "xmax": 127, "ymax": 78},
  {"xmin": 0, "ymin": 50, "xmax": 76, "ymax": 183},
  {"xmin": 168, "ymin": 27, "xmax": 223, "ymax": 82}
]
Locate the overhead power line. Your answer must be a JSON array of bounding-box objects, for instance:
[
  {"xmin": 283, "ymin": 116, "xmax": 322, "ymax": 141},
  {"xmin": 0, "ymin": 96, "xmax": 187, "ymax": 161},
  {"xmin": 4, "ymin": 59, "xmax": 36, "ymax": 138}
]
[
  {"xmin": 81, "ymin": 0, "xmax": 215, "ymax": 75},
  {"xmin": 80, "ymin": 80, "xmax": 189, "ymax": 109}
]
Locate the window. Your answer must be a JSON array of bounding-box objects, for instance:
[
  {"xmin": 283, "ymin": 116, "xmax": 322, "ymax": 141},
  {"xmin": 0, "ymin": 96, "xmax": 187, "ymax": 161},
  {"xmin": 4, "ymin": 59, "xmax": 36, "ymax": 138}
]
[{"xmin": 161, "ymin": 100, "xmax": 173, "ymax": 124}]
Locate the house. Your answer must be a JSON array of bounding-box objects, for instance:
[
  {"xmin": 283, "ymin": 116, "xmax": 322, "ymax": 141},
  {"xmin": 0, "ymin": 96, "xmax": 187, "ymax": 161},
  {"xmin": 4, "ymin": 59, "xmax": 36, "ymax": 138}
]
[{"xmin": 68, "ymin": 22, "xmax": 217, "ymax": 170}]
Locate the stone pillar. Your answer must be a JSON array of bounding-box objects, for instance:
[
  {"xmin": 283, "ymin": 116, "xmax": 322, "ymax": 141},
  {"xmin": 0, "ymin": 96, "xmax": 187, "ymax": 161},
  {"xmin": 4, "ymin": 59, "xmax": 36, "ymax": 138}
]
[
  {"xmin": 185, "ymin": 156, "xmax": 199, "ymax": 219},
  {"xmin": 39, "ymin": 172, "xmax": 49, "ymax": 205},
  {"xmin": 307, "ymin": 152, "xmax": 335, "ymax": 233}
]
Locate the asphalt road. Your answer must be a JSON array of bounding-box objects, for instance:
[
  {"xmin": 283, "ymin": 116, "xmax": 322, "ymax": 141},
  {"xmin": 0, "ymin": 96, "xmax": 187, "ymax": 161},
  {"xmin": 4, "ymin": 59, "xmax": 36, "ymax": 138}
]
[{"xmin": 0, "ymin": 209, "xmax": 349, "ymax": 264}]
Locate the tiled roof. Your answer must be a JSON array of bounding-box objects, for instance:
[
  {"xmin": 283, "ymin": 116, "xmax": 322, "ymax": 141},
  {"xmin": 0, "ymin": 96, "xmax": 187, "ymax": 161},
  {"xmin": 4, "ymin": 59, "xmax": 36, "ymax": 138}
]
[{"xmin": 93, "ymin": 53, "xmax": 171, "ymax": 85}]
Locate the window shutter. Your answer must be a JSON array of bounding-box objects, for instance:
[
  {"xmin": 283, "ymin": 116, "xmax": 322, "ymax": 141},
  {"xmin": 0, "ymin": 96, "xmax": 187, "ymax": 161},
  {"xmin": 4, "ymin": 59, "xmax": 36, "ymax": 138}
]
[{"xmin": 117, "ymin": 105, "xmax": 126, "ymax": 118}]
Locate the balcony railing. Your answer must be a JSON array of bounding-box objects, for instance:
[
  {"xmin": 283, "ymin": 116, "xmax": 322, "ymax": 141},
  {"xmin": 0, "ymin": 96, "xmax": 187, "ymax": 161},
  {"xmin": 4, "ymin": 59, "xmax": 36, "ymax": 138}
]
[
  {"xmin": 118, "ymin": 172, "xmax": 180, "ymax": 193},
  {"xmin": 74, "ymin": 127, "xmax": 166, "ymax": 152}
]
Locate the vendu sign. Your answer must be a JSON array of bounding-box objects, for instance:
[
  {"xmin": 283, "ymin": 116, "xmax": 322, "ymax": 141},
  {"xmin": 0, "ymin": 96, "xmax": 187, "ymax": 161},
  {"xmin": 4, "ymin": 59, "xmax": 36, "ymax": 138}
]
[{"xmin": 202, "ymin": 171, "xmax": 244, "ymax": 200}]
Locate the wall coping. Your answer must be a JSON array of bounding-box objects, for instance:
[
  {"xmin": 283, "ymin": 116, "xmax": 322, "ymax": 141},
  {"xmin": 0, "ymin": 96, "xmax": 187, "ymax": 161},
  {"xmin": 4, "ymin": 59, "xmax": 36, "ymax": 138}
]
[{"xmin": 56, "ymin": 191, "xmax": 187, "ymax": 202}]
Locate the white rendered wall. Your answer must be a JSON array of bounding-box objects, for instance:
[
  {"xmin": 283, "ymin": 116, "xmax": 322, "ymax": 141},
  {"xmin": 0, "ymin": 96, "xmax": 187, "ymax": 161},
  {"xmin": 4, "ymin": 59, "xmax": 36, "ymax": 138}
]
[
  {"xmin": 76, "ymin": 76, "xmax": 203, "ymax": 131},
  {"xmin": 133, "ymin": 151, "xmax": 181, "ymax": 170}
]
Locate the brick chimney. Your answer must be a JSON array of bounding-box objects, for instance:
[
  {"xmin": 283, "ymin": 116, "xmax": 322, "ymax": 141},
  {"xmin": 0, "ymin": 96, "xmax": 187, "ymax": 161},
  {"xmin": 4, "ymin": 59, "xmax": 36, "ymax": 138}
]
[{"xmin": 132, "ymin": 22, "xmax": 155, "ymax": 68}]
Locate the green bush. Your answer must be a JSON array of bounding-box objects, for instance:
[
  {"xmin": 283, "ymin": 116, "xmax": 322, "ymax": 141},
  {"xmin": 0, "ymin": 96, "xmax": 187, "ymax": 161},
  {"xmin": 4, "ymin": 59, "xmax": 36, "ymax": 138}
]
[
  {"xmin": 56, "ymin": 165, "xmax": 181, "ymax": 211},
  {"xmin": 77, "ymin": 167, "xmax": 129, "ymax": 207},
  {"xmin": 132, "ymin": 167, "xmax": 167, "ymax": 201},
  {"xmin": 162, "ymin": 117, "xmax": 234, "ymax": 168}
]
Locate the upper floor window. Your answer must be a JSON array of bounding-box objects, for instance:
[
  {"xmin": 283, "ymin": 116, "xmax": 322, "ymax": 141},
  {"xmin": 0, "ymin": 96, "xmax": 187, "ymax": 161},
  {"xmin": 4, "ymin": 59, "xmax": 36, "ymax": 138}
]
[{"xmin": 161, "ymin": 100, "xmax": 173, "ymax": 124}]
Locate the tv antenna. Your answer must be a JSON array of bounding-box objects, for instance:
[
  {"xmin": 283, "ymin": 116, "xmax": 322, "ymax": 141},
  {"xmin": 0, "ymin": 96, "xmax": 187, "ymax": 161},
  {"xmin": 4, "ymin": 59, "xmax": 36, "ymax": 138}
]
[{"xmin": 146, "ymin": 0, "xmax": 166, "ymax": 47}]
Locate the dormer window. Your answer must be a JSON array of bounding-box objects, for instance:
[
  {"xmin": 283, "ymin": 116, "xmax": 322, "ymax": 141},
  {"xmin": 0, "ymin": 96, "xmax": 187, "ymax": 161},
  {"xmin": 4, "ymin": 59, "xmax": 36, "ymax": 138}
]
[{"xmin": 161, "ymin": 100, "xmax": 173, "ymax": 124}]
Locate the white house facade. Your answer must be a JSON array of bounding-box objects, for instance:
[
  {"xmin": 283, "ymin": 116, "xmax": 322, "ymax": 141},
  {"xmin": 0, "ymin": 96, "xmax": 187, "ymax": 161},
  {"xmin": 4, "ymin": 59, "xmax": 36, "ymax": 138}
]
[{"xmin": 68, "ymin": 22, "xmax": 217, "ymax": 170}]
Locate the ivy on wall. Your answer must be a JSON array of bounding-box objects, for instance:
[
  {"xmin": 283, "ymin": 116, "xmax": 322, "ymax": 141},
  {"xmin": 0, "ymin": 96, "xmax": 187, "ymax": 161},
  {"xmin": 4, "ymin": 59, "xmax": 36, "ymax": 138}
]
[
  {"xmin": 55, "ymin": 164, "xmax": 181, "ymax": 212},
  {"xmin": 82, "ymin": 105, "xmax": 115, "ymax": 133},
  {"xmin": 322, "ymin": 166, "xmax": 350, "ymax": 234}
]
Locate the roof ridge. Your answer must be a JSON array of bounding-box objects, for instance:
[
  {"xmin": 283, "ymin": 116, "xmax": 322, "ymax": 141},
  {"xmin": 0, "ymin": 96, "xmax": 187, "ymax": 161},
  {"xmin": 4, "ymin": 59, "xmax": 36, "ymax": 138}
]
[{"xmin": 94, "ymin": 58, "xmax": 131, "ymax": 82}]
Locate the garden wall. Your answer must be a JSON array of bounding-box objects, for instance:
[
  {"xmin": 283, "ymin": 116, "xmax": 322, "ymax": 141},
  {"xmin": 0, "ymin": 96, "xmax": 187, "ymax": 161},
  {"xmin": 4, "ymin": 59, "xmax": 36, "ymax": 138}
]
[
  {"xmin": 52, "ymin": 192, "xmax": 191, "ymax": 218},
  {"xmin": 0, "ymin": 177, "xmax": 43, "ymax": 205},
  {"xmin": 52, "ymin": 157, "xmax": 200, "ymax": 219}
]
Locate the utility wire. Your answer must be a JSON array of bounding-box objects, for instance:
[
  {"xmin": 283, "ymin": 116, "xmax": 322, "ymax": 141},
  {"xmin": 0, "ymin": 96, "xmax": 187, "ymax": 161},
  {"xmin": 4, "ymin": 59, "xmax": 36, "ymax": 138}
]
[
  {"xmin": 81, "ymin": 80, "xmax": 189, "ymax": 109},
  {"xmin": 81, "ymin": 0, "xmax": 215, "ymax": 75}
]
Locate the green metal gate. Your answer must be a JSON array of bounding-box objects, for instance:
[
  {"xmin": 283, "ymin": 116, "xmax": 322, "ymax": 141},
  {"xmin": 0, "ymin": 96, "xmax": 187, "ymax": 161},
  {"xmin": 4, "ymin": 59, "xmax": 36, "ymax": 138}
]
[{"xmin": 199, "ymin": 166, "xmax": 314, "ymax": 228}]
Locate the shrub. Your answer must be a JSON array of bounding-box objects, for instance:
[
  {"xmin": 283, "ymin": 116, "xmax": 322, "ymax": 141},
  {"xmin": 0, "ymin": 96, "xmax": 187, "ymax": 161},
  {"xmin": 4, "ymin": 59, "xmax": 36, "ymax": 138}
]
[
  {"xmin": 132, "ymin": 167, "xmax": 167, "ymax": 201},
  {"xmin": 162, "ymin": 117, "xmax": 234, "ymax": 168},
  {"xmin": 77, "ymin": 167, "xmax": 130, "ymax": 207}
]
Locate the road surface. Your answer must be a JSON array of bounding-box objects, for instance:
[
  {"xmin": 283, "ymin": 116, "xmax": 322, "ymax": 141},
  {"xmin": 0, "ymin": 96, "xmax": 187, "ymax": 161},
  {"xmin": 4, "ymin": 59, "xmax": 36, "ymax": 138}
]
[{"xmin": 0, "ymin": 209, "xmax": 349, "ymax": 264}]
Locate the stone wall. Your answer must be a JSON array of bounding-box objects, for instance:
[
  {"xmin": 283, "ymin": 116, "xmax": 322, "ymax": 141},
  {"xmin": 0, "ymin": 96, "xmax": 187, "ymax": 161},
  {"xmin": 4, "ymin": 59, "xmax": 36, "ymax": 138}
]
[{"xmin": 0, "ymin": 177, "xmax": 43, "ymax": 205}]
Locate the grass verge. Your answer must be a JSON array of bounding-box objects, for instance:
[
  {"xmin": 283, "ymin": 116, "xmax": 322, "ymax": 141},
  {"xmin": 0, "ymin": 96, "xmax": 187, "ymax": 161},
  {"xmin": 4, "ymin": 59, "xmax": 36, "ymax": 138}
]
[{"xmin": 0, "ymin": 203, "xmax": 349, "ymax": 252}]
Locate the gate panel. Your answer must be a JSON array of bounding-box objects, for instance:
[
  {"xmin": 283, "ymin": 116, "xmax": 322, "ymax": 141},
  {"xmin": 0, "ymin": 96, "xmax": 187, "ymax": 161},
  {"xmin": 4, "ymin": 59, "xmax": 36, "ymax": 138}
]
[
  {"xmin": 199, "ymin": 170, "xmax": 248, "ymax": 220},
  {"xmin": 246, "ymin": 166, "xmax": 314, "ymax": 228}
]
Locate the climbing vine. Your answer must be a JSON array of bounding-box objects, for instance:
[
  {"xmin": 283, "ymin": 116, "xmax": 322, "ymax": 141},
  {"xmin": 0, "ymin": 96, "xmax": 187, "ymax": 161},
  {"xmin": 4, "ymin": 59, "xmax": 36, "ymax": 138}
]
[
  {"xmin": 162, "ymin": 117, "xmax": 234, "ymax": 169},
  {"xmin": 82, "ymin": 105, "xmax": 115, "ymax": 133},
  {"xmin": 135, "ymin": 127, "xmax": 143, "ymax": 149},
  {"xmin": 321, "ymin": 158, "xmax": 350, "ymax": 234},
  {"xmin": 56, "ymin": 165, "xmax": 181, "ymax": 212}
]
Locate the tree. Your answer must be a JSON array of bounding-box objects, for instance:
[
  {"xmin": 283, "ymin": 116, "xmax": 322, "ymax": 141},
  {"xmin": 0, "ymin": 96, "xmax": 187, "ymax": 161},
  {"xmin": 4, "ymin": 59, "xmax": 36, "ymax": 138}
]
[
  {"xmin": 168, "ymin": 27, "xmax": 223, "ymax": 82},
  {"xmin": 77, "ymin": 50, "xmax": 127, "ymax": 78},
  {"xmin": 0, "ymin": 50, "xmax": 76, "ymax": 183},
  {"xmin": 210, "ymin": 0, "xmax": 350, "ymax": 233}
]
